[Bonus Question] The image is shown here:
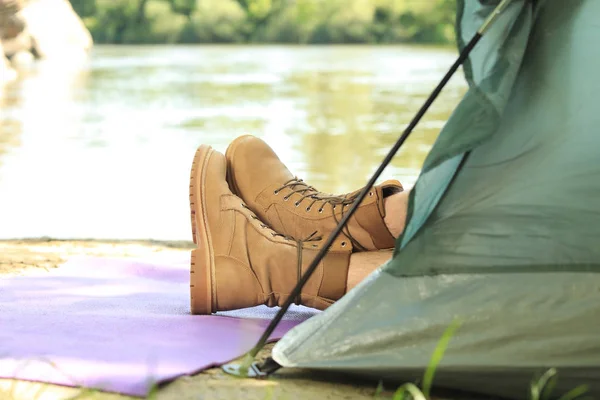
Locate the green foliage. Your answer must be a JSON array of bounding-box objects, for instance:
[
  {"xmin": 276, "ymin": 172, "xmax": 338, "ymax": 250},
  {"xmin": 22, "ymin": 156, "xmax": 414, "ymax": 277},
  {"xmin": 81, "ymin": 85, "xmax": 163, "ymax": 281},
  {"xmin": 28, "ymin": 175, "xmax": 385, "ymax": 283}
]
[
  {"xmin": 370, "ymin": 319, "xmax": 462, "ymax": 400},
  {"xmin": 421, "ymin": 318, "xmax": 462, "ymax": 397},
  {"xmin": 530, "ymin": 368, "xmax": 592, "ymax": 400},
  {"xmin": 75, "ymin": 0, "xmax": 194, "ymax": 44},
  {"xmin": 180, "ymin": 0, "xmax": 248, "ymax": 43},
  {"xmin": 70, "ymin": 0, "xmax": 458, "ymax": 44},
  {"xmin": 234, "ymin": 0, "xmax": 273, "ymax": 22},
  {"xmin": 168, "ymin": 0, "xmax": 196, "ymax": 18},
  {"xmin": 398, "ymin": 0, "xmax": 456, "ymax": 43},
  {"xmin": 70, "ymin": 0, "xmax": 97, "ymax": 18}
]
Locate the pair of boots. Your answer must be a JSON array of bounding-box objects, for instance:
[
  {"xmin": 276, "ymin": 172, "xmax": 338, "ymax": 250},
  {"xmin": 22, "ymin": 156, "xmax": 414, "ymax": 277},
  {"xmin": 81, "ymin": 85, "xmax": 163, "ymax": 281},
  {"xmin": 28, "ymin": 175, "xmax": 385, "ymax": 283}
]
[{"xmin": 189, "ymin": 135, "xmax": 402, "ymax": 314}]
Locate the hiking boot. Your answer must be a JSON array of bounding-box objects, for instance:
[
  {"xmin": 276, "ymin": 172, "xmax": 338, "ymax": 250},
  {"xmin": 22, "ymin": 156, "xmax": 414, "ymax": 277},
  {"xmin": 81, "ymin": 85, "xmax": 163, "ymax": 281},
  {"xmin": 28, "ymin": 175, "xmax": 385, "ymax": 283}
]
[
  {"xmin": 225, "ymin": 135, "xmax": 403, "ymax": 252},
  {"xmin": 189, "ymin": 144, "xmax": 352, "ymax": 315}
]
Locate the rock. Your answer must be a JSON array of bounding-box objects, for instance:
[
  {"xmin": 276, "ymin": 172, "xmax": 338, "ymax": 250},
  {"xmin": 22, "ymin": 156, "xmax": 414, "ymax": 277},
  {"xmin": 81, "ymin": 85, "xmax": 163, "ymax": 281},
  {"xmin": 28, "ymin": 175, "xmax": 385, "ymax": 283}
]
[
  {"xmin": 0, "ymin": 0, "xmax": 25, "ymax": 42},
  {"xmin": 10, "ymin": 47, "xmax": 33, "ymax": 66},
  {"xmin": 0, "ymin": 0, "xmax": 27, "ymax": 57},
  {"xmin": 17, "ymin": 0, "xmax": 93, "ymax": 59},
  {"xmin": 1, "ymin": 14, "xmax": 26, "ymax": 40},
  {"xmin": 0, "ymin": 41, "xmax": 17, "ymax": 87},
  {"xmin": 1, "ymin": 29, "xmax": 31, "ymax": 57}
]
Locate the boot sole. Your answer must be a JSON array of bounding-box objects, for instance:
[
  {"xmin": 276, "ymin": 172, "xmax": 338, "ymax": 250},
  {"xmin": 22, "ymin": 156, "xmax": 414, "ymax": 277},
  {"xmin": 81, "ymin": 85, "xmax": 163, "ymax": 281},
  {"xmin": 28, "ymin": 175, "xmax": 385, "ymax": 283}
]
[{"xmin": 189, "ymin": 145, "xmax": 215, "ymax": 315}]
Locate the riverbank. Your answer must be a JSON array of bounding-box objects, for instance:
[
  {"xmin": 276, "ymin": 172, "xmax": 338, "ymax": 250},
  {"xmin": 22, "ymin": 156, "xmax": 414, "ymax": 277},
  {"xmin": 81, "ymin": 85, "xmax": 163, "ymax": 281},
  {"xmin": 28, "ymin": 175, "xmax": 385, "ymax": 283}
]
[
  {"xmin": 0, "ymin": 238, "xmax": 193, "ymax": 275},
  {"xmin": 0, "ymin": 239, "xmax": 380, "ymax": 400}
]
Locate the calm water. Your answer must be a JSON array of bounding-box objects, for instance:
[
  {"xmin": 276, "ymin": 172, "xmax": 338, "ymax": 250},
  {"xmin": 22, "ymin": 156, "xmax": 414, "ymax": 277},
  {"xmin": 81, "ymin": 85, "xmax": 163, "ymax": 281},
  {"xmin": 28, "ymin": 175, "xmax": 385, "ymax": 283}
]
[{"xmin": 0, "ymin": 45, "xmax": 466, "ymax": 240}]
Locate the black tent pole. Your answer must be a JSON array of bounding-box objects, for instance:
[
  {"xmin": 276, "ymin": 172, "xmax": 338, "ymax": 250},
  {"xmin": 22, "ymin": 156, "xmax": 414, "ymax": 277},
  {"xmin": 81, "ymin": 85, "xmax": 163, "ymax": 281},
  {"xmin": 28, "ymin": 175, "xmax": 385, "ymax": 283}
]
[{"xmin": 223, "ymin": 0, "xmax": 515, "ymax": 378}]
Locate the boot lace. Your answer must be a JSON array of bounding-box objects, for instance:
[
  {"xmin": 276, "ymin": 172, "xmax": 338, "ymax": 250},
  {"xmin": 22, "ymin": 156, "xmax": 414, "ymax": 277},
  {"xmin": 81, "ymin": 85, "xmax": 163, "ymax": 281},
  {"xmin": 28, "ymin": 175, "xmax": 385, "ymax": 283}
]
[
  {"xmin": 274, "ymin": 178, "xmax": 369, "ymax": 251},
  {"xmin": 242, "ymin": 202, "xmax": 322, "ymax": 305}
]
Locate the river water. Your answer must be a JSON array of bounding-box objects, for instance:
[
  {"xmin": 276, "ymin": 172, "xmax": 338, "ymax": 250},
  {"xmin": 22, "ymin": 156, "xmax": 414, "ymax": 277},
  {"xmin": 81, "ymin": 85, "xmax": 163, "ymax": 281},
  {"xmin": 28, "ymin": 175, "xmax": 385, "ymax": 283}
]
[{"xmin": 0, "ymin": 45, "xmax": 466, "ymax": 240}]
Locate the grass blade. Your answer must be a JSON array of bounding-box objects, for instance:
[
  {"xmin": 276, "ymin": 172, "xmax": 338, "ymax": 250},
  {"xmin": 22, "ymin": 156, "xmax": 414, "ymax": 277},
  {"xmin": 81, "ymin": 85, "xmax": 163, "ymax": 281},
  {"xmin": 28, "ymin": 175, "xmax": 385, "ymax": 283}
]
[
  {"xmin": 421, "ymin": 319, "xmax": 462, "ymax": 398},
  {"xmin": 530, "ymin": 368, "xmax": 557, "ymax": 400},
  {"xmin": 393, "ymin": 383, "xmax": 427, "ymax": 400},
  {"xmin": 374, "ymin": 380, "xmax": 385, "ymax": 399},
  {"xmin": 556, "ymin": 384, "xmax": 590, "ymax": 400},
  {"xmin": 539, "ymin": 369, "xmax": 559, "ymax": 400}
]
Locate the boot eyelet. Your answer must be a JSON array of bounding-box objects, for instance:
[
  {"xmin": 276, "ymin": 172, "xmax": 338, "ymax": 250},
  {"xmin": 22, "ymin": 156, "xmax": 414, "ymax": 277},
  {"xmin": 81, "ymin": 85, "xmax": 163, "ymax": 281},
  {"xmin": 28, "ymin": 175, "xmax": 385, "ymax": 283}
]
[
  {"xmin": 274, "ymin": 190, "xmax": 279, "ymax": 195},
  {"xmin": 261, "ymin": 224, "xmax": 268, "ymax": 229},
  {"xmin": 312, "ymin": 244, "xmax": 318, "ymax": 248},
  {"xmin": 369, "ymin": 192, "xmax": 373, "ymax": 197},
  {"xmin": 283, "ymin": 196, "xmax": 290, "ymax": 201},
  {"xmin": 306, "ymin": 207, "xmax": 311, "ymax": 212},
  {"xmin": 318, "ymin": 208, "xmax": 323, "ymax": 213},
  {"xmin": 295, "ymin": 202, "xmax": 300, "ymax": 207},
  {"xmin": 332, "ymin": 205, "xmax": 336, "ymax": 210},
  {"xmin": 341, "ymin": 241, "xmax": 347, "ymax": 247}
]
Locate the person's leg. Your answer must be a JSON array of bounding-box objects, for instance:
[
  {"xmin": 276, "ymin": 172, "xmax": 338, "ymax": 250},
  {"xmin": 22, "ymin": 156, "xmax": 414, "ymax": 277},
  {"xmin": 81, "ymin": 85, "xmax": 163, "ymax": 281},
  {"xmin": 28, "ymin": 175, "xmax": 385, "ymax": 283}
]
[
  {"xmin": 383, "ymin": 190, "xmax": 410, "ymax": 238},
  {"xmin": 346, "ymin": 250, "xmax": 393, "ymax": 290},
  {"xmin": 346, "ymin": 190, "xmax": 410, "ymax": 290}
]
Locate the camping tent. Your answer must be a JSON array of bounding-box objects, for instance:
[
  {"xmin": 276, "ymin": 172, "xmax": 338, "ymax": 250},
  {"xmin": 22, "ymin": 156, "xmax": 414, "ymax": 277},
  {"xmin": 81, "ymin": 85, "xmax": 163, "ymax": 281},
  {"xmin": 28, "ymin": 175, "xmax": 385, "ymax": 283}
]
[{"xmin": 272, "ymin": 0, "xmax": 600, "ymax": 398}]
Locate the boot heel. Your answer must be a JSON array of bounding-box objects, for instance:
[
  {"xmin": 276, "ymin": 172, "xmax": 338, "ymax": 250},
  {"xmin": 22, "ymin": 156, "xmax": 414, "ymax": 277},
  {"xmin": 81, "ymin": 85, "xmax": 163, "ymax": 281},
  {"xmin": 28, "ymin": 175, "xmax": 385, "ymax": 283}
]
[{"xmin": 190, "ymin": 248, "xmax": 213, "ymax": 314}]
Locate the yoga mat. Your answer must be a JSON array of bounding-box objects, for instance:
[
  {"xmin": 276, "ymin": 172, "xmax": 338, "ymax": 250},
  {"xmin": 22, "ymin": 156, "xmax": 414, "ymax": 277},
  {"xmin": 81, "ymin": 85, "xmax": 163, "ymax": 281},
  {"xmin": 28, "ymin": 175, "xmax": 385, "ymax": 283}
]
[{"xmin": 0, "ymin": 255, "xmax": 318, "ymax": 396}]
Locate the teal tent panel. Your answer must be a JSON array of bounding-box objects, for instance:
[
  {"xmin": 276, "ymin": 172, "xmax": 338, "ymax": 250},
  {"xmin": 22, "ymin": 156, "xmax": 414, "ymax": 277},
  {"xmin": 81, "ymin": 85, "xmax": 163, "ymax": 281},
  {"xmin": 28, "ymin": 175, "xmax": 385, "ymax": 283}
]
[
  {"xmin": 399, "ymin": 0, "xmax": 532, "ymax": 249},
  {"xmin": 398, "ymin": 154, "xmax": 463, "ymax": 250},
  {"xmin": 391, "ymin": 0, "xmax": 599, "ymax": 275}
]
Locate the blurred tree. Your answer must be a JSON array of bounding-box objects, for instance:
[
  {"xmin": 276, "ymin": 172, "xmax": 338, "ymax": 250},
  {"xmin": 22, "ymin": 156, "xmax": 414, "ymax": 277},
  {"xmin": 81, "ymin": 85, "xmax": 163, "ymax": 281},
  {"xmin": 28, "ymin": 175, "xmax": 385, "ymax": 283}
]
[
  {"xmin": 180, "ymin": 0, "xmax": 247, "ymax": 43},
  {"xmin": 136, "ymin": 0, "xmax": 148, "ymax": 23},
  {"xmin": 135, "ymin": 0, "xmax": 196, "ymax": 23},
  {"xmin": 396, "ymin": 0, "xmax": 455, "ymax": 43},
  {"xmin": 232, "ymin": 0, "xmax": 287, "ymax": 37},
  {"xmin": 71, "ymin": 0, "xmax": 457, "ymax": 44},
  {"xmin": 166, "ymin": 0, "xmax": 196, "ymax": 19},
  {"xmin": 70, "ymin": 0, "xmax": 97, "ymax": 18}
]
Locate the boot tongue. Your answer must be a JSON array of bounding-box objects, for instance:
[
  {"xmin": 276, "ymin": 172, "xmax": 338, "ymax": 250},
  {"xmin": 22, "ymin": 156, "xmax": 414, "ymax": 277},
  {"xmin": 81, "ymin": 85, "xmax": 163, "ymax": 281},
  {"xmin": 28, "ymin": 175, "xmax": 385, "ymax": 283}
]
[{"xmin": 288, "ymin": 178, "xmax": 319, "ymax": 196}]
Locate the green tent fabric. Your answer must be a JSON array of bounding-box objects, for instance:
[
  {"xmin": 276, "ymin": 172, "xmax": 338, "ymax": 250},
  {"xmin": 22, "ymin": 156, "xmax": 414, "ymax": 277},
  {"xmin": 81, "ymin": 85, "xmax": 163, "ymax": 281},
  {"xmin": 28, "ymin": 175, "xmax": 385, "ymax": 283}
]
[{"xmin": 272, "ymin": 1, "xmax": 600, "ymax": 398}]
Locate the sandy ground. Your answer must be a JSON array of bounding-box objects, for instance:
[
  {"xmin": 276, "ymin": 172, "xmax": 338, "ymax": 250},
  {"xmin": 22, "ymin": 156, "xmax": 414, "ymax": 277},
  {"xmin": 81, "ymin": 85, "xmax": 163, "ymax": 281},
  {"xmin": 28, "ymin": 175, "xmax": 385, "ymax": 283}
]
[{"xmin": 0, "ymin": 239, "xmax": 383, "ymax": 400}]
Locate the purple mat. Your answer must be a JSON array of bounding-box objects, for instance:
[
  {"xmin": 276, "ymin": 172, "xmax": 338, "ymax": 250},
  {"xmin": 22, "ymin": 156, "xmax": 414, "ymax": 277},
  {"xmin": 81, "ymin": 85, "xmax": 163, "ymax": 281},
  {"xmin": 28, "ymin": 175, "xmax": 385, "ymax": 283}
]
[{"xmin": 0, "ymin": 255, "xmax": 317, "ymax": 396}]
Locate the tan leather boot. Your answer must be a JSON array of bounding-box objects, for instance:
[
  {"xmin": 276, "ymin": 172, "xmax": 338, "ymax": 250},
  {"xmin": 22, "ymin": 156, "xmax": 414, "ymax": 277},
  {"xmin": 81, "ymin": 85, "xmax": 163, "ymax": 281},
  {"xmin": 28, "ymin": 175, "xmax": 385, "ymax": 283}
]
[
  {"xmin": 225, "ymin": 135, "xmax": 403, "ymax": 252},
  {"xmin": 189, "ymin": 144, "xmax": 352, "ymax": 315}
]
